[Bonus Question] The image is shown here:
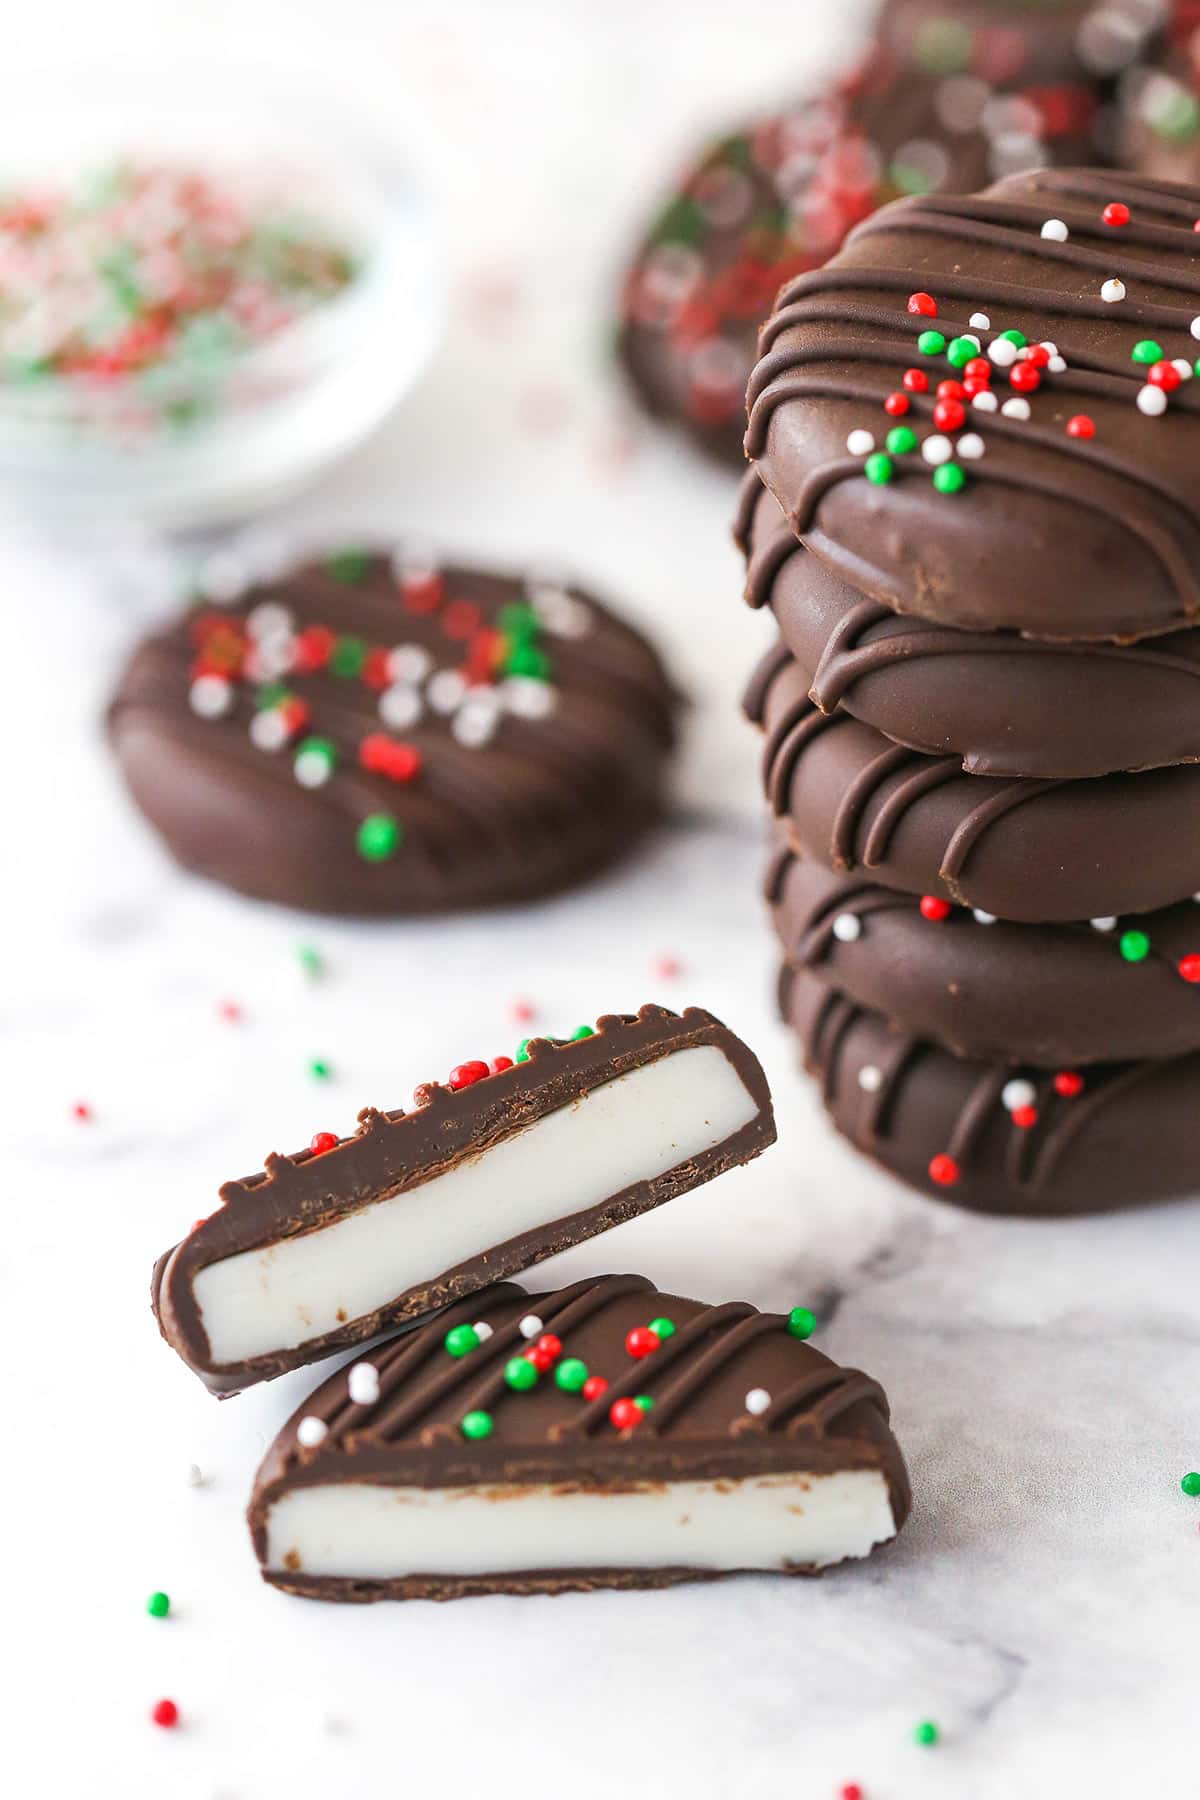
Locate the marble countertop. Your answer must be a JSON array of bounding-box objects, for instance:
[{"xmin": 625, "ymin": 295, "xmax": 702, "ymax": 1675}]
[{"xmin": 8, "ymin": 4, "xmax": 1198, "ymax": 1796}]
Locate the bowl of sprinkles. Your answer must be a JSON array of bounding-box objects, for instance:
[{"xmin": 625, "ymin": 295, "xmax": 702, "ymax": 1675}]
[{"xmin": 0, "ymin": 68, "xmax": 441, "ymax": 523}]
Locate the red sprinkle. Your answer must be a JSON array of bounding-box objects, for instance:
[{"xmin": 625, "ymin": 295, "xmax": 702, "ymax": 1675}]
[
  {"xmin": 934, "ymin": 398, "xmax": 966, "ymax": 432},
  {"xmin": 625, "ymin": 1326, "xmax": 661, "ymax": 1360},
  {"xmin": 884, "ymin": 392, "xmax": 910, "ymax": 416},
  {"xmin": 358, "ymin": 735, "xmax": 422, "ymax": 783},
  {"xmin": 654, "ymin": 954, "xmax": 683, "ymax": 979},
  {"xmin": 928, "ymin": 1153, "xmax": 961, "ymax": 1187},
  {"xmin": 310, "ymin": 1131, "xmax": 338, "ymax": 1156},
  {"xmin": 217, "ymin": 999, "xmax": 242, "ymax": 1024},
  {"xmin": 908, "ymin": 291, "xmax": 937, "ymax": 317},
  {"xmin": 1011, "ymin": 1105, "xmax": 1039, "ymax": 1130},
  {"xmin": 1022, "ymin": 344, "xmax": 1052, "ymax": 369},
  {"xmin": 1010, "ymin": 361, "xmax": 1041, "ymax": 393},
  {"xmin": 293, "ymin": 624, "xmax": 336, "ymax": 673},
  {"xmin": 400, "ymin": 571, "xmax": 444, "ymax": 614},
  {"xmin": 524, "ymin": 1333, "xmax": 563, "ymax": 1374},
  {"xmin": 964, "ymin": 358, "xmax": 991, "ymax": 382},
  {"xmin": 609, "ymin": 1397, "xmax": 643, "ymax": 1430},
  {"xmin": 1054, "ymin": 1070, "xmax": 1085, "ymax": 1098},
  {"xmin": 582, "ymin": 1376, "xmax": 609, "ymax": 1402},
  {"xmin": 151, "ymin": 1700, "xmax": 179, "ymax": 1730},
  {"xmin": 489, "ymin": 1055, "xmax": 515, "ymax": 1075},
  {"xmin": 1149, "ymin": 360, "xmax": 1183, "ymax": 391},
  {"xmin": 902, "ymin": 368, "xmax": 929, "ymax": 393},
  {"xmin": 1178, "ymin": 954, "xmax": 1200, "ymax": 983},
  {"xmin": 442, "ymin": 598, "xmax": 482, "ymax": 640},
  {"xmin": 1067, "ymin": 414, "xmax": 1096, "ymax": 438},
  {"xmin": 509, "ymin": 998, "xmax": 537, "ymax": 1024},
  {"xmin": 964, "ymin": 376, "xmax": 990, "ymax": 397},
  {"xmin": 361, "ymin": 646, "xmax": 392, "ymax": 690},
  {"xmin": 71, "ymin": 1102, "xmax": 92, "ymax": 1123},
  {"xmin": 919, "ymin": 895, "xmax": 952, "ymax": 922},
  {"xmin": 840, "ymin": 1787, "xmax": 864, "ymax": 1800},
  {"xmin": 448, "ymin": 1060, "xmax": 490, "ymax": 1091},
  {"xmin": 937, "ymin": 379, "xmax": 966, "ymax": 400},
  {"xmin": 1102, "ymin": 201, "xmax": 1131, "ymax": 227}
]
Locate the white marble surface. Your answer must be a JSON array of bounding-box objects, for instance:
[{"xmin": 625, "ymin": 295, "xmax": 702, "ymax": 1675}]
[{"xmin": 8, "ymin": 4, "xmax": 1200, "ymax": 1796}]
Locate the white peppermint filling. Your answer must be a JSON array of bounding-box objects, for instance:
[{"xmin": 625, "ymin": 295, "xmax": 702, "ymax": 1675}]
[
  {"xmin": 265, "ymin": 1470, "xmax": 895, "ymax": 1579},
  {"xmin": 195, "ymin": 1045, "xmax": 760, "ymax": 1365}
]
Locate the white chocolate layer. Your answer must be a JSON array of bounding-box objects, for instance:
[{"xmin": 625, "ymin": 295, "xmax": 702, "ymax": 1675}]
[
  {"xmin": 265, "ymin": 1470, "xmax": 895, "ymax": 1579},
  {"xmin": 196, "ymin": 1044, "xmax": 759, "ymax": 1365}
]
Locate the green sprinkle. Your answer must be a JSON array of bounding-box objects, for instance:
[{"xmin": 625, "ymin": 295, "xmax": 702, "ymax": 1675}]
[
  {"xmin": 1182, "ymin": 1471, "xmax": 1200, "ymax": 1497},
  {"xmin": 886, "ymin": 425, "xmax": 918, "ymax": 455},
  {"xmin": 917, "ymin": 329, "xmax": 945, "ymax": 356},
  {"xmin": 330, "ymin": 635, "xmax": 367, "ymax": 678},
  {"xmin": 461, "ymin": 1410, "xmax": 493, "ymax": 1441},
  {"xmin": 889, "ymin": 160, "xmax": 934, "ymax": 199},
  {"xmin": 146, "ymin": 1591, "xmax": 170, "ymax": 1619},
  {"xmin": 1151, "ymin": 87, "xmax": 1200, "ymax": 143},
  {"xmin": 294, "ymin": 735, "xmax": 336, "ymax": 774},
  {"xmin": 357, "ymin": 813, "xmax": 402, "ymax": 862},
  {"xmin": 1000, "ymin": 329, "xmax": 1027, "ymax": 349},
  {"xmin": 913, "ymin": 1721, "xmax": 939, "ymax": 1747},
  {"xmin": 297, "ymin": 944, "xmax": 323, "ymax": 978},
  {"xmin": 1119, "ymin": 929, "xmax": 1151, "ymax": 963},
  {"xmin": 555, "ymin": 1358, "xmax": 589, "ymax": 1393},
  {"xmin": 308, "ymin": 1058, "xmax": 332, "ymax": 1081},
  {"xmin": 444, "ymin": 1324, "xmax": 481, "ymax": 1358},
  {"xmin": 651, "ymin": 193, "xmax": 706, "ymax": 247},
  {"xmin": 498, "ymin": 601, "xmax": 540, "ymax": 642},
  {"xmin": 649, "ymin": 1316, "xmax": 676, "ymax": 1340},
  {"xmin": 326, "ymin": 548, "xmax": 370, "ymax": 584},
  {"xmin": 571, "ymin": 1025, "xmax": 595, "ymax": 1041},
  {"xmin": 787, "ymin": 1306, "xmax": 816, "ymax": 1339},
  {"xmin": 516, "ymin": 1037, "xmax": 533, "ymax": 1063},
  {"xmin": 913, "ymin": 18, "xmax": 971, "ymax": 74},
  {"xmin": 504, "ymin": 642, "xmax": 551, "ymax": 681},
  {"xmin": 634, "ymin": 1395, "xmax": 655, "ymax": 1414},
  {"xmin": 255, "ymin": 681, "xmax": 289, "ymax": 711},
  {"xmin": 933, "ymin": 462, "xmax": 966, "ymax": 495},
  {"xmin": 864, "ymin": 452, "xmax": 894, "ymax": 485},
  {"xmin": 946, "ymin": 336, "xmax": 977, "ymax": 369},
  {"xmin": 505, "ymin": 1356, "xmax": 539, "ymax": 1392},
  {"xmin": 1131, "ymin": 338, "xmax": 1165, "ymax": 366}
]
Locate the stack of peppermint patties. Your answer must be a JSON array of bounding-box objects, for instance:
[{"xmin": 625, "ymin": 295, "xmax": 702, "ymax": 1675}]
[{"xmin": 739, "ymin": 164, "xmax": 1200, "ymax": 1217}]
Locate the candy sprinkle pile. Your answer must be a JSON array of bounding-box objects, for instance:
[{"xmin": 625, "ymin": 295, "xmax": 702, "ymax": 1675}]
[{"xmin": 0, "ymin": 160, "xmax": 358, "ymax": 433}]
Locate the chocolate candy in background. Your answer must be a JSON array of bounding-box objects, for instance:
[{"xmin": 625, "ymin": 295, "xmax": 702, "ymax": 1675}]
[
  {"xmin": 747, "ymin": 640, "xmax": 1200, "ymax": 922},
  {"xmin": 108, "ymin": 551, "xmax": 678, "ymax": 915},
  {"xmin": 1119, "ymin": 10, "xmax": 1200, "ymax": 181},
  {"xmin": 154, "ymin": 1007, "xmax": 775, "ymax": 1396},
  {"xmin": 767, "ymin": 837, "xmax": 1200, "ymax": 1064},
  {"xmin": 617, "ymin": 38, "xmax": 1105, "ymax": 469},
  {"xmin": 781, "ymin": 960, "xmax": 1200, "ymax": 1215},
  {"xmin": 877, "ymin": 0, "xmax": 1168, "ymax": 91},
  {"xmin": 746, "ymin": 167, "xmax": 1200, "ymax": 642},
  {"xmin": 737, "ymin": 471, "xmax": 1200, "ymax": 778},
  {"xmin": 248, "ymin": 1273, "xmax": 910, "ymax": 1602}
]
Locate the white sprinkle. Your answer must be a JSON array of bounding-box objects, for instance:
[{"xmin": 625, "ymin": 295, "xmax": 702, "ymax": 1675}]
[
  {"xmin": 1002, "ymin": 397, "xmax": 1032, "ymax": 421},
  {"xmin": 847, "ymin": 428, "xmax": 876, "ymax": 456},
  {"xmin": 518, "ymin": 1314, "xmax": 543, "ymax": 1339},
  {"xmin": 1173, "ymin": 359, "xmax": 1194, "ymax": 382},
  {"xmin": 1191, "ymin": 317, "xmax": 1200, "ymax": 342},
  {"xmin": 1101, "ymin": 277, "xmax": 1126, "ymax": 303},
  {"xmin": 988, "ymin": 337, "xmax": 1019, "ymax": 368},
  {"xmin": 249, "ymin": 708, "xmax": 290, "ymax": 752},
  {"xmin": 968, "ymin": 311, "xmax": 991, "ymax": 331},
  {"xmin": 452, "ymin": 700, "xmax": 500, "ymax": 748},
  {"xmin": 186, "ymin": 1463, "xmax": 209, "ymax": 1488},
  {"xmin": 1040, "ymin": 341, "xmax": 1059, "ymax": 357},
  {"xmin": 502, "ymin": 676, "xmax": 557, "ymax": 719},
  {"xmin": 297, "ymin": 1416, "xmax": 328, "ymax": 1448},
  {"xmin": 1090, "ymin": 916, "xmax": 1118, "ymax": 933},
  {"xmin": 348, "ymin": 1363, "xmax": 380, "ymax": 1406},
  {"xmin": 1002, "ymin": 1078, "xmax": 1037, "ymax": 1114},
  {"xmin": 472, "ymin": 1321, "xmax": 494, "ymax": 1342},
  {"xmin": 1041, "ymin": 218, "xmax": 1069, "ymax": 242},
  {"xmin": 958, "ymin": 433, "xmax": 986, "ymax": 460},
  {"xmin": 530, "ymin": 582, "xmax": 592, "ymax": 639},
  {"xmin": 1048, "ymin": 355, "xmax": 1067, "ymax": 374},
  {"xmin": 1137, "ymin": 384, "xmax": 1168, "ymax": 416},
  {"xmin": 378, "ymin": 683, "xmax": 423, "ymax": 731},
  {"xmin": 832, "ymin": 912, "xmax": 863, "ymax": 942},
  {"xmin": 973, "ymin": 910, "xmax": 997, "ymax": 926},
  {"xmin": 744, "ymin": 1388, "xmax": 772, "ymax": 1416},
  {"xmin": 958, "ymin": 334, "xmax": 981, "ymax": 355},
  {"xmin": 857, "ymin": 1064, "xmax": 884, "ymax": 1093},
  {"xmin": 388, "ymin": 644, "xmax": 433, "ymax": 684},
  {"xmin": 391, "ymin": 542, "xmax": 439, "ymax": 584},
  {"xmin": 427, "ymin": 670, "xmax": 467, "ymax": 714},
  {"xmin": 246, "ymin": 601, "xmax": 293, "ymax": 639},
  {"xmin": 294, "ymin": 746, "xmax": 334, "ymax": 789},
  {"xmin": 972, "ymin": 390, "xmax": 999, "ymax": 413},
  {"xmin": 251, "ymin": 632, "xmax": 296, "ymax": 681},
  {"xmin": 921, "ymin": 434, "xmax": 954, "ymax": 466},
  {"xmin": 189, "ymin": 674, "xmax": 233, "ymax": 720}
]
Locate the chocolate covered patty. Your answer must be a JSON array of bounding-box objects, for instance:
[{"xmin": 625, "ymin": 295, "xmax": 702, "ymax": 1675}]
[
  {"xmin": 878, "ymin": 0, "xmax": 1166, "ymax": 89},
  {"xmin": 617, "ymin": 39, "xmax": 1101, "ymax": 467},
  {"xmin": 748, "ymin": 642, "xmax": 1200, "ymax": 921},
  {"xmin": 781, "ymin": 961, "xmax": 1200, "ymax": 1216},
  {"xmin": 249, "ymin": 1273, "xmax": 910, "ymax": 1601},
  {"xmin": 746, "ymin": 167, "xmax": 1200, "ymax": 641},
  {"xmin": 768, "ymin": 840, "xmax": 1200, "ymax": 1063},
  {"xmin": 736, "ymin": 472, "xmax": 1200, "ymax": 777},
  {"xmin": 108, "ymin": 550, "xmax": 678, "ymax": 914}
]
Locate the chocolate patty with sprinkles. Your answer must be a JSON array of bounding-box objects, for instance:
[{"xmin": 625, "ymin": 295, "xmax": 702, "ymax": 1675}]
[
  {"xmin": 746, "ymin": 166, "xmax": 1200, "ymax": 640},
  {"xmin": 108, "ymin": 549, "xmax": 679, "ymax": 915},
  {"xmin": 617, "ymin": 38, "xmax": 1105, "ymax": 468}
]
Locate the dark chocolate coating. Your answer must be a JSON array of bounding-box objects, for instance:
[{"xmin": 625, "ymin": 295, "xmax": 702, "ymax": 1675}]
[
  {"xmin": 781, "ymin": 961, "xmax": 1200, "ymax": 1216},
  {"xmin": 108, "ymin": 553, "xmax": 678, "ymax": 915},
  {"xmin": 748, "ymin": 640, "xmax": 1200, "ymax": 922},
  {"xmin": 737, "ymin": 470, "xmax": 1200, "ymax": 778},
  {"xmin": 878, "ymin": 0, "xmax": 1166, "ymax": 88},
  {"xmin": 153, "ymin": 1006, "xmax": 775, "ymax": 1396},
  {"xmin": 617, "ymin": 39, "xmax": 1103, "ymax": 467},
  {"xmin": 767, "ymin": 838, "xmax": 1200, "ymax": 1063},
  {"xmin": 248, "ymin": 1272, "xmax": 910, "ymax": 1601},
  {"xmin": 746, "ymin": 167, "xmax": 1200, "ymax": 641}
]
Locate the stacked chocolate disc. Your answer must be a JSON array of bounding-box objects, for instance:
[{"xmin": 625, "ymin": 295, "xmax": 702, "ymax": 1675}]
[{"xmin": 738, "ymin": 164, "xmax": 1200, "ymax": 1217}]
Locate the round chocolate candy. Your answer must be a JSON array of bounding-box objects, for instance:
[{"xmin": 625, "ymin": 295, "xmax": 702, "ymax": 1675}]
[{"xmin": 109, "ymin": 550, "xmax": 678, "ymax": 914}]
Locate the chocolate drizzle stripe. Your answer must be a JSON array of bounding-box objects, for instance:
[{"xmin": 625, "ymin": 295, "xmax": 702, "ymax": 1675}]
[
  {"xmin": 791, "ymin": 1371, "xmax": 888, "ymax": 1437},
  {"xmin": 831, "ymin": 743, "xmax": 915, "ymax": 868},
  {"xmin": 766, "ymin": 704, "xmax": 838, "ymax": 816},
  {"xmin": 809, "ymin": 597, "xmax": 894, "ymax": 711},
  {"xmin": 558, "ymin": 1303, "xmax": 758, "ymax": 1440},
  {"xmin": 742, "ymin": 640, "xmax": 793, "ymax": 727},
  {"xmin": 939, "ymin": 777, "xmax": 1060, "ymax": 884},
  {"xmin": 1028, "ymin": 1060, "xmax": 1160, "ymax": 1192},
  {"xmin": 948, "ymin": 1063, "xmax": 1012, "ymax": 1170},
  {"xmin": 648, "ymin": 1312, "xmax": 782, "ymax": 1433},
  {"xmin": 860, "ymin": 757, "xmax": 960, "ymax": 868}
]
